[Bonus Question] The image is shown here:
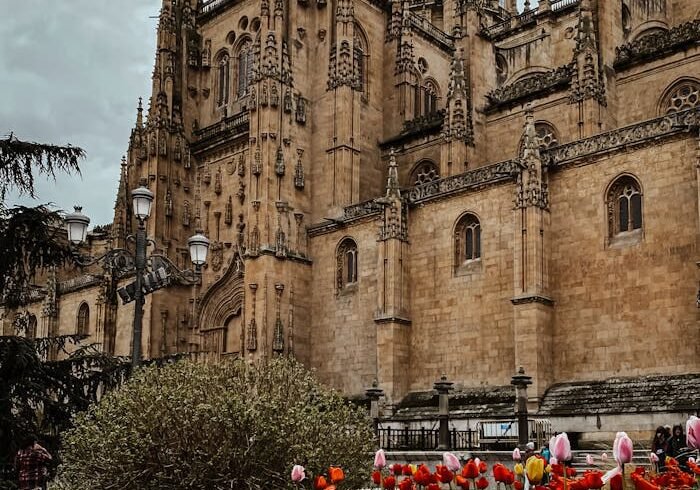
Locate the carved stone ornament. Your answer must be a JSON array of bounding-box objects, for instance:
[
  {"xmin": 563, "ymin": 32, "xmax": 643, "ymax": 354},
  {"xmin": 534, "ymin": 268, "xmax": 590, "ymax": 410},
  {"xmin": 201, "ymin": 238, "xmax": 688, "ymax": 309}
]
[
  {"xmin": 615, "ymin": 19, "xmax": 700, "ymax": 69},
  {"xmin": 485, "ymin": 64, "xmax": 574, "ymax": 111},
  {"xmin": 210, "ymin": 241, "xmax": 224, "ymax": 272}
]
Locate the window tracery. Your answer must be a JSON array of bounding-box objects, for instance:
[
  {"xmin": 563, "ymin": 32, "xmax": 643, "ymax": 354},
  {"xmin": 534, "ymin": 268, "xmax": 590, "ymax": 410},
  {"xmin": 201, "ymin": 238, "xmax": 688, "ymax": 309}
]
[
  {"xmin": 661, "ymin": 79, "xmax": 700, "ymax": 114},
  {"xmin": 336, "ymin": 238, "xmax": 358, "ymax": 291},
  {"xmin": 216, "ymin": 51, "xmax": 230, "ymax": 107},
  {"xmin": 235, "ymin": 39, "xmax": 253, "ymax": 98},
  {"xmin": 606, "ymin": 175, "xmax": 643, "ymax": 240},
  {"xmin": 411, "ymin": 160, "xmax": 440, "ymax": 186},
  {"xmin": 455, "ymin": 213, "xmax": 481, "ymax": 269}
]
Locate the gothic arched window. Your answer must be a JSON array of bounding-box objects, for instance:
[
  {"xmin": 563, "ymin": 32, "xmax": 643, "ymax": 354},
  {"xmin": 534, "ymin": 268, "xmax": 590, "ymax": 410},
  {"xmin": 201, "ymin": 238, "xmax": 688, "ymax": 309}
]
[
  {"xmin": 660, "ymin": 79, "xmax": 700, "ymax": 115},
  {"xmin": 353, "ymin": 26, "xmax": 369, "ymax": 98},
  {"xmin": 336, "ymin": 238, "xmax": 358, "ymax": 291},
  {"xmin": 77, "ymin": 302, "xmax": 90, "ymax": 336},
  {"xmin": 235, "ymin": 39, "xmax": 253, "ymax": 98},
  {"xmin": 423, "ymin": 79, "xmax": 440, "ymax": 116},
  {"xmin": 411, "ymin": 160, "xmax": 440, "ymax": 186},
  {"xmin": 455, "ymin": 213, "xmax": 481, "ymax": 268},
  {"xmin": 606, "ymin": 175, "xmax": 643, "ymax": 240},
  {"xmin": 215, "ymin": 51, "xmax": 230, "ymax": 107}
]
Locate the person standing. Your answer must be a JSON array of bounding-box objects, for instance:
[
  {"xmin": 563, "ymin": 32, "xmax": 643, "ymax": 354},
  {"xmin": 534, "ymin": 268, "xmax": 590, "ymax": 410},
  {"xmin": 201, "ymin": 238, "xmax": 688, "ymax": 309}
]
[
  {"xmin": 14, "ymin": 434, "xmax": 52, "ymax": 490},
  {"xmin": 651, "ymin": 426, "xmax": 668, "ymax": 472},
  {"xmin": 667, "ymin": 424, "xmax": 686, "ymax": 457}
]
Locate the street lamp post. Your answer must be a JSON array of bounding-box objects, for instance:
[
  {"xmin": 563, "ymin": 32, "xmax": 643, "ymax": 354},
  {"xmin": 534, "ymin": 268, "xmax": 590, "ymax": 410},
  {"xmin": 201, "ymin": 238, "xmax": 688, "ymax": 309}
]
[
  {"xmin": 511, "ymin": 366, "xmax": 533, "ymax": 447},
  {"xmin": 434, "ymin": 374, "xmax": 453, "ymax": 450},
  {"xmin": 64, "ymin": 184, "xmax": 209, "ymax": 367}
]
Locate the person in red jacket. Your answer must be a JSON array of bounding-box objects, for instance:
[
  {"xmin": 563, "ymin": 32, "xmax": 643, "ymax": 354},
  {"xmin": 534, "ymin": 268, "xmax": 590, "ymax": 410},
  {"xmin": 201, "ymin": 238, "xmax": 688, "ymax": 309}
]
[{"xmin": 14, "ymin": 434, "xmax": 52, "ymax": 490}]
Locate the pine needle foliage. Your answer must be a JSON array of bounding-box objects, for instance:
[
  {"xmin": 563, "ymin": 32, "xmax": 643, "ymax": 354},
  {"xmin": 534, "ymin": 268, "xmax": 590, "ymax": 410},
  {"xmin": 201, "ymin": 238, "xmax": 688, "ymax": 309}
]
[
  {"xmin": 0, "ymin": 335, "xmax": 130, "ymax": 467},
  {"xmin": 0, "ymin": 133, "xmax": 84, "ymax": 200},
  {"xmin": 58, "ymin": 358, "xmax": 375, "ymax": 490},
  {"xmin": 0, "ymin": 205, "xmax": 76, "ymax": 308}
]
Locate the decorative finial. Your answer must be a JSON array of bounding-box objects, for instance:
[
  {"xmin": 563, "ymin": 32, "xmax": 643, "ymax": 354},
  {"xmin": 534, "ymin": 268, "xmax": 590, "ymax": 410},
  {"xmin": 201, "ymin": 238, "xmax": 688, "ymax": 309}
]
[
  {"xmin": 385, "ymin": 149, "xmax": 400, "ymax": 198},
  {"xmin": 523, "ymin": 103, "xmax": 538, "ymax": 153}
]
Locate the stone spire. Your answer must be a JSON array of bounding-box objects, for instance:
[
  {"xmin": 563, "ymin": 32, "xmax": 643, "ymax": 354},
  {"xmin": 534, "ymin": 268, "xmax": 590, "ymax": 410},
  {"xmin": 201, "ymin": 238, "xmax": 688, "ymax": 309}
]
[
  {"xmin": 570, "ymin": 0, "xmax": 605, "ymax": 104},
  {"xmin": 385, "ymin": 149, "xmax": 400, "ymax": 199},
  {"xmin": 442, "ymin": 48, "xmax": 473, "ymax": 146}
]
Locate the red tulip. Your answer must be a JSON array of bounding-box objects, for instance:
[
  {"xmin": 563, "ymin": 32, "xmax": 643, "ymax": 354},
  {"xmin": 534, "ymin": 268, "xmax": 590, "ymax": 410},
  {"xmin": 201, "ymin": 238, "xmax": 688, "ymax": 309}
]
[
  {"xmin": 479, "ymin": 461, "xmax": 488, "ymax": 474},
  {"xmin": 314, "ymin": 475, "xmax": 328, "ymax": 490},
  {"xmin": 493, "ymin": 463, "xmax": 508, "ymax": 482},
  {"xmin": 427, "ymin": 484, "xmax": 441, "ymax": 490},
  {"xmin": 585, "ymin": 471, "xmax": 604, "ymax": 489},
  {"xmin": 371, "ymin": 470, "xmax": 381, "ymax": 485},
  {"xmin": 566, "ymin": 467, "xmax": 577, "ymax": 477},
  {"xmin": 414, "ymin": 465, "xmax": 432, "ymax": 486},
  {"xmin": 398, "ymin": 478, "xmax": 414, "ymax": 490},
  {"xmin": 435, "ymin": 464, "xmax": 454, "ymax": 484},
  {"xmin": 456, "ymin": 475, "xmax": 470, "ymax": 489},
  {"xmin": 476, "ymin": 476, "xmax": 489, "ymax": 489},
  {"xmin": 610, "ymin": 474, "xmax": 623, "ymax": 490},
  {"xmin": 391, "ymin": 463, "xmax": 404, "ymax": 475},
  {"xmin": 383, "ymin": 475, "xmax": 397, "ymax": 490},
  {"xmin": 462, "ymin": 461, "xmax": 479, "ymax": 479},
  {"xmin": 514, "ymin": 481, "xmax": 524, "ymax": 490},
  {"xmin": 402, "ymin": 464, "xmax": 413, "ymax": 476}
]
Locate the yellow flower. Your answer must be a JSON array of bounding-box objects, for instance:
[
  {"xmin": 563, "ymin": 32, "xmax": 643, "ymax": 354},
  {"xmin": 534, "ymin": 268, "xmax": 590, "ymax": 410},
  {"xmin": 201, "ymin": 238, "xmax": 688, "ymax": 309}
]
[
  {"xmin": 545, "ymin": 465, "xmax": 552, "ymax": 474},
  {"xmin": 526, "ymin": 457, "xmax": 544, "ymax": 484},
  {"xmin": 514, "ymin": 463, "xmax": 524, "ymax": 476},
  {"xmin": 409, "ymin": 464, "xmax": 417, "ymax": 475}
]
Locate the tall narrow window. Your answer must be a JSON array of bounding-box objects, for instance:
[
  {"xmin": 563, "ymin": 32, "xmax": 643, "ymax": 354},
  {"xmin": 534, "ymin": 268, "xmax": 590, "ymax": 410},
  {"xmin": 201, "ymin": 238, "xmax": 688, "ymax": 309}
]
[
  {"xmin": 236, "ymin": 40, "xmax": 253, "ymax": 98},
  {"xmin": 353, "ymin": 26, "xmax": 369, "ymax": 98},
  {"xmin": 336, "ymin": 238, "xmax": 359, "ymax": 291},
  {"xmin": 27, "ymin": 314, "xmax": 37, "ymax": 339},
  {"xmin": 216, "ymin": 51, "xmax": 230, "ymax": 107},
  {"xmin": 607, "ymin": 175, "xmax": 643, "ymax": 240},
  {"xmin": 423, "ymin": 80, "xmax": 440, "ymax": 116},
  {"xmin": 77, "ymin": 302, "xmax": 90, "ymax": 336},
  {"xmin": 455, "ymin": 213, "xmax": 482, "ymax": 270}
]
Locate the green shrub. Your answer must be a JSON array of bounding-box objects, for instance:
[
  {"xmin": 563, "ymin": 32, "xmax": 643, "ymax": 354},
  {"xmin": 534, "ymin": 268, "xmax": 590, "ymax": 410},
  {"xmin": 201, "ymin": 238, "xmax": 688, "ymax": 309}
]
[{"xmin": 57, "ymin": 358, "xmax": 374, "ymax": 489}]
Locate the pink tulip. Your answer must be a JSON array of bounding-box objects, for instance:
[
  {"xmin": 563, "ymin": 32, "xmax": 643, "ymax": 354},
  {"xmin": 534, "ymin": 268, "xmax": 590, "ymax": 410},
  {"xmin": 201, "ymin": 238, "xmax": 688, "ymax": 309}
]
[
  {"xmin": 374, "ymin": 449, "xmax": 387, "ymax": 469},
  {"xmin": 291, "ymin": 465, "xmax": 306, "ymax": 483},
  {"xmin": 649, "ymin": 453, "xmax": 659, "ymax": 463},
  {"xmin": 475, "ymin": 457, "xmax": 481, "ymax": 468},
  {"xmin": 687, "ymin": 416, "xmax": 700, "ymax": 450},
  {"xmin": 688, "ymin": 457, "xmax": 696, "ymax": 464},
  {"xmin": 613, "ymin": 432, "xmax": 633, "ymax": 465},
  {"xmin": 444, "ymin": 452, "xmax": 461, "ymax": 472},
  {"xmin": 586, "ymin": 454, "xmax": 594, "ymax": 465},
  {"xmin": 513, "ymin": 448, "xmax": 522, "ymax": 461},
  {"xmin": 552, "ymin": 433, "xmax": 572, "ymax": 462},
  {"xmin": 550, "ymin": 457, "xmax": 558, "ymax": 465},
  {"xmin": 601, "ymin": 453, "xmax": 608, "ymax": 461}
]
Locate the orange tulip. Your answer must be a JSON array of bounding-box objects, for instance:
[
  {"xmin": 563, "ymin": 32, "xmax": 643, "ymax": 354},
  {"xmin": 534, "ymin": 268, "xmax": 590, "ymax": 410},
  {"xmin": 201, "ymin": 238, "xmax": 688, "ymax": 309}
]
[
  {"xmin": 329, "ymin": 467, "xmax": 345, "ymax": 484},
  {"xmin": 314, "ymin": 475, "xmax": 328, "ymax": 490},
  {"xmin": 456, "ymin": 475, "xmax": 471, "ymax": 489}
]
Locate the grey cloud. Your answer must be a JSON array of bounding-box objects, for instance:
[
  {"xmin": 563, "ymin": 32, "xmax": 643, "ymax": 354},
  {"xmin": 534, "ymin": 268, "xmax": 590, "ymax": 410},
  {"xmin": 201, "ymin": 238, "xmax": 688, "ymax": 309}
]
[{"xmin": 1, "ymin": 0, "xmax": 160, "ymax": 226}]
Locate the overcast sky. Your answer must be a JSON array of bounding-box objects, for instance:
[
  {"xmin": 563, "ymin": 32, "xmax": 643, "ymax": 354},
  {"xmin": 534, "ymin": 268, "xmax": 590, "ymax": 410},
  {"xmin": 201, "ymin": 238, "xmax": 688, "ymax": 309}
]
[{"xmin": 2, "ymin": 0, "xmax": 533, "ymax": 227}]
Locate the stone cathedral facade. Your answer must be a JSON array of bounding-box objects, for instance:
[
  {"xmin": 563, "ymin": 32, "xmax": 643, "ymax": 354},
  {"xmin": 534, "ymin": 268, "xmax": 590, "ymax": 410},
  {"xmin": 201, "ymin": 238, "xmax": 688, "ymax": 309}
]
[{"xmin": 5, "ymin": 0, "xmax": 700, "ymax": 438}]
